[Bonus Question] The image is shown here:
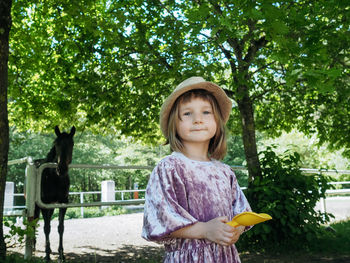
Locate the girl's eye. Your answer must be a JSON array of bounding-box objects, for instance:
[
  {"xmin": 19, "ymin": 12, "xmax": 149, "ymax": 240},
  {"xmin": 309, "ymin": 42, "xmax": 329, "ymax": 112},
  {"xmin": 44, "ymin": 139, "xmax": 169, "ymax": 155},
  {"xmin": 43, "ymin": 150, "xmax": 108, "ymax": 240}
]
[
  {"xmin": 203, "ymin": 111, "xmax": 211, "ymax": 114},
  {"xmin": 183, "ymin": 112, "xmax": 191, "ymax": 116}
]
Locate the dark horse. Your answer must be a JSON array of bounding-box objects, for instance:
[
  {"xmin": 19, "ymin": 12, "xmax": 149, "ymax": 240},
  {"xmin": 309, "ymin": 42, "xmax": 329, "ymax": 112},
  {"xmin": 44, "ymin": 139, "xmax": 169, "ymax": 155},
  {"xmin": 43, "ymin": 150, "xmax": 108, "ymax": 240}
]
[{"xmin": 34, "ymin": 126, "xmax": 75, "ymax": 262}]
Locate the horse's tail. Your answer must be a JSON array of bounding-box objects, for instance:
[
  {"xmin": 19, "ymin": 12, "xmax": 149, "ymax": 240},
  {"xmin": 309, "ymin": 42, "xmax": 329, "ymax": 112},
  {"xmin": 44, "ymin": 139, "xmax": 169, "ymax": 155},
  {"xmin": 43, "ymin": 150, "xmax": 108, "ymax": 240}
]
[{"xmin": 34, "ymin": 204, "xmax": 40, "ymax": 220}]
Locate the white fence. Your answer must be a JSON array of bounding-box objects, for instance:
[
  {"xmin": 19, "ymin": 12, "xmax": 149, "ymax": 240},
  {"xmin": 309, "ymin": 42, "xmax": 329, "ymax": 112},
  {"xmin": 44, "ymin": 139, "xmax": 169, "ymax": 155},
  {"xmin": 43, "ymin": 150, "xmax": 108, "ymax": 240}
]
[
  {"xmin": 5, "ymin": 188, "xmax": 146, "ymax": 217},
  {"xmin": 5, "ymin": 157, "xmax": 350, "ymax": 217},
  {"xmin": 6, "ymin": 183, "xmax": 350, "ymax": 218}
]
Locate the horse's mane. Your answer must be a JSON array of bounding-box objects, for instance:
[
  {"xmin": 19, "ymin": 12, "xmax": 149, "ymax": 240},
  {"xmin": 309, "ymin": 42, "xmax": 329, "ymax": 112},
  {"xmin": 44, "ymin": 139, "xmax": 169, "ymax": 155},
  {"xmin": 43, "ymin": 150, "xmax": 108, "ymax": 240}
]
[{"xmin": 46, "ymin": 146, "xmax": 57, "ymax": 162}]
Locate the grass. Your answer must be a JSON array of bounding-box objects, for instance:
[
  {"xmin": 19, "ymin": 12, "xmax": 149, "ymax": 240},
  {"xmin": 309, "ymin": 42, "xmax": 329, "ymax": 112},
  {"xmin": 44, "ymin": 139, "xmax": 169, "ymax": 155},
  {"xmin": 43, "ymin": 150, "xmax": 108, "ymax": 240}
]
[
  {"xmin": 309, "ymin": 219, "xmax": 350, "ymax": 254},
  {"xmin": 240, "ymin": 218, "xmax": 350, "ymax": 263},
  {"xmin": 6, "ymin": 219, "xmax": 350, "ymax": 263},
  {"xmin": 53, "ymin": 205, "xmax": 129, "ymax": 220}
]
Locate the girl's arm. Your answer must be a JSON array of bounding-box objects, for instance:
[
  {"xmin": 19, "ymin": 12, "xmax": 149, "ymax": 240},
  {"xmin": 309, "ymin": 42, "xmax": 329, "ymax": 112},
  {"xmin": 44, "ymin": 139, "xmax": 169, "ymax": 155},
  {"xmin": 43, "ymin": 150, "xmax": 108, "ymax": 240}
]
[{"xmin": 170, "ymin": 216, "xmax": 245, "ymax": 246}]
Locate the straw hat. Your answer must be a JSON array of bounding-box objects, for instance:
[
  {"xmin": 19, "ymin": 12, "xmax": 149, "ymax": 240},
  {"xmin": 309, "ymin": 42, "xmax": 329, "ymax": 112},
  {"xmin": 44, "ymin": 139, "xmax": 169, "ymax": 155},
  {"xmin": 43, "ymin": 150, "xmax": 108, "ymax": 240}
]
[{"xmin": 160, "ymin": 76, "xmax": 232, "ymax": 137}]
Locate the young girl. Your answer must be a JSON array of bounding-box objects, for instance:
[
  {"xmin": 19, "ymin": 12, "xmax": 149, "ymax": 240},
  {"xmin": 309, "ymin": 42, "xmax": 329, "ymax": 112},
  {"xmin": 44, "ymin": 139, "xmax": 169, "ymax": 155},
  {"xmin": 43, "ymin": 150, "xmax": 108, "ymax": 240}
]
[{"xmin": 142, "ymin": 77, "xmax": 252, "ymax": 262}]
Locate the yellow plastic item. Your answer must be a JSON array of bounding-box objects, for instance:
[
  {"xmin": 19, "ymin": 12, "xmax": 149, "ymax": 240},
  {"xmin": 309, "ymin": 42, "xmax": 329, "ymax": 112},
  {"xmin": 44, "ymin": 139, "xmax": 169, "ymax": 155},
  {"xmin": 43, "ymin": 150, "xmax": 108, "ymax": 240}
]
[{"xmin": 226, "ymin": 212, "xmax": 272, "ymax": 227}]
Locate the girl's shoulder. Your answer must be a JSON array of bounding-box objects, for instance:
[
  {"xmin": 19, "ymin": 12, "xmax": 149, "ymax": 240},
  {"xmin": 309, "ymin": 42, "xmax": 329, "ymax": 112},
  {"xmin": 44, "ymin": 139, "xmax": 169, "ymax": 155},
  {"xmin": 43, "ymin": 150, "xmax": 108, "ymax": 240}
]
[
  {"xmin": 156, "ymin": 152, "xmax": 231, "ymax": 171},
  {"xmin": 155, "ymin": 152, "xmax": 187, "ymax": 168},
  {"xmin": 155, "ymin": 154, "xmax": 181, "ymax": 169}
]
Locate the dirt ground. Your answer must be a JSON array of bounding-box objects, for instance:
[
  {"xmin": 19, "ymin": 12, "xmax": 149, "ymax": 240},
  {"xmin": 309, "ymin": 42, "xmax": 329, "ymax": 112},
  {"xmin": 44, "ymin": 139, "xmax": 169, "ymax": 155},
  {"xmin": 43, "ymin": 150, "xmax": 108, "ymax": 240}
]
[
  {"xmin": 7, "ymin": 206, "xmax": 350, "ymax": 263},
  {"xmin": 8, "ymin": 212, "xmax": 165, "ymax": 262}
]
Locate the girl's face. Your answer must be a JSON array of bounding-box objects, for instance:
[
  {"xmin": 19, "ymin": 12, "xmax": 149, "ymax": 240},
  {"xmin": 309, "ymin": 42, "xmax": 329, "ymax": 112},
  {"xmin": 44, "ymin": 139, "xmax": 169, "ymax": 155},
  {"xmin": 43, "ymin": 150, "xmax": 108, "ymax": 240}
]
[{"xmin": 176, "ymin": 97, "xmax": 217, "ymax": 146}]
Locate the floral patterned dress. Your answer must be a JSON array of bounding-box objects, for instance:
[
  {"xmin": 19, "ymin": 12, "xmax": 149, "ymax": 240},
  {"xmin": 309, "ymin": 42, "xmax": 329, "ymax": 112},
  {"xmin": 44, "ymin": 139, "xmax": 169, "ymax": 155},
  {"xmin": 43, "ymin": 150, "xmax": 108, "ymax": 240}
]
[{"xmin": 142, "ymin": 152, "xmax": 251, "ymax": 263}]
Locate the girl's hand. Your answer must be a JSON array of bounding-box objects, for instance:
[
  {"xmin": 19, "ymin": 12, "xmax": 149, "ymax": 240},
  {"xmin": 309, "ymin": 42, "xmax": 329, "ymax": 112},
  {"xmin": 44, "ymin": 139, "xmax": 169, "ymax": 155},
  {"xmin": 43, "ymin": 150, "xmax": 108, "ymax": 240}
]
[
  {"xmin": 169, "ymin": 217, "xmax": 245, "ymax": 246},
  {"xmin": 230, "ymin": 225, "xmax": 245, "ymax": 244},
  {"xmin": 203, "ymin": 216, "xmax": 235, "ymax": 246},
  {"xmin": 203, "ymin": 217, "xmax": 245, "ymax": 246}
]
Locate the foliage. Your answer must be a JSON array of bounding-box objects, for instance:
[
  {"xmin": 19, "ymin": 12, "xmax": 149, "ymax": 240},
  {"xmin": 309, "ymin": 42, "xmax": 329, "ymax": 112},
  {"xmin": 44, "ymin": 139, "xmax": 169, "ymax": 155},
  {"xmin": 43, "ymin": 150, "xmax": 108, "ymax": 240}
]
[
  {"xmin": 8, "ymin": 0, "xmax": 350, "ymax": 153},
  {"xmin": 2, "ymin": 254, "xmax": 45, "ymax": 263},
  {"xmin": 8, "ymin": 128, "xmax": 251, "ymax": 195},
  {"xmin": 8, "ymin": 128, "xmax": 349, "ymax": 198},
  {"xmin": 261, "ymin": 130, "xmax": 350, "ymax": 171},
  {"xmin": 338, "ymin": 174, "xmax": 350, "ymax": 189},
  {"xmin": 67, "ymin": 132, "xmax": 168, "ymax": 197},
  {"xmin": 224, "ymin": 134, "xmax": 250, "ymax": 187},
  {"xmin": 224, "ymin": 135, "xmax": 247, "ymax": 166},
  {"xmin": 7, "ymin": 128, "xmax": 171, "ymax": 206},
  {"xmin": 3, "ymin": 218, "xmax": 38, "ymax": 249},
  {"xmin": 51, "ymin": 206, "xmax": 127, "ymax": 220},
  {"xmin": 7, "ymin": 127, "xmax": 54, "ymax": 194},
  {"xmin": 238, "ymin": 147, "xmax": 333, "ymax": 251}
]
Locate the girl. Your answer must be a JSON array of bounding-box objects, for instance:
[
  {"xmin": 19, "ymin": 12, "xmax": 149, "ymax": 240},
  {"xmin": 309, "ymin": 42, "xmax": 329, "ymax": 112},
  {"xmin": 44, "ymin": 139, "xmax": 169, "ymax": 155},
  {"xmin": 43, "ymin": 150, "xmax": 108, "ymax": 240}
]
[{"xmin": 142, "ymin": 77, "xmax": 252, "ymax": 262}]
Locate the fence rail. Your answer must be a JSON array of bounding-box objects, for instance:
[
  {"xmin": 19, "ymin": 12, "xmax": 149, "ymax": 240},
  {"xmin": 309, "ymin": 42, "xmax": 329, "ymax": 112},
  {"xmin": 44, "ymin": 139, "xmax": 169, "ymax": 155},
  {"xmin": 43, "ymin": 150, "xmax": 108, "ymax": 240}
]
[
  {"xmin": 5, "ymin": 158, "xmax": 350, "ymax": 216},
  {"xmin": 6, "ymin": 159, "xmax": 350, "ymax": 199},
  {"xmin": 5, "ymin": 183, "xmax": 349, "ymax": 216}
]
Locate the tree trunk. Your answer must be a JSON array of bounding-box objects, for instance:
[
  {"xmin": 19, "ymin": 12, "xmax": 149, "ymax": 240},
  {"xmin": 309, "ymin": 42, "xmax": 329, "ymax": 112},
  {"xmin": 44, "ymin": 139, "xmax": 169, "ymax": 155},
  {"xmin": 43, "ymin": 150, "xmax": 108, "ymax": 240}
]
[
  {"xmin": 236, "ymin": 86, "xmax": 262, "ymax": 184},
  {"xmin": 0, "ymin": 0, "xmax": 12, "ymax": 259}
]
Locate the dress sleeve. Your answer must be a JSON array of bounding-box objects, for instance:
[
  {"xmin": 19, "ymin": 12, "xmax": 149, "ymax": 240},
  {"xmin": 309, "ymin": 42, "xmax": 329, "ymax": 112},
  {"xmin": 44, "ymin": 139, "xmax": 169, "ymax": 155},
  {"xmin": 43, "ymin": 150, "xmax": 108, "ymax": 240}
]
[
  {"xmin": 232, "ymin": 183, "xmax": 252, "ymax": 216},
  {"xmin": 142, "ymin": 159, "xmax": 198, "ymax": 243},
  {"xmin": 230, "ymin": 170, "xmax": 253, "ymax": 231}
]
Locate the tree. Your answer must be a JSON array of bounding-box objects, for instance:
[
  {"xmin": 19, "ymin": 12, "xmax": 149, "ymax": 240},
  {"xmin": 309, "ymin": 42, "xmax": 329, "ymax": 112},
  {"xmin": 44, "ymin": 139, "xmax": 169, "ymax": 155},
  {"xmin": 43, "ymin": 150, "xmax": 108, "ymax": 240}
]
[
  {"xmin": 0, "ymin": 0, "xmax": 12, "ymax": 259},
  {"xmin": 8, "ymin": 1, "xmax": 349, "ymax": 182}
]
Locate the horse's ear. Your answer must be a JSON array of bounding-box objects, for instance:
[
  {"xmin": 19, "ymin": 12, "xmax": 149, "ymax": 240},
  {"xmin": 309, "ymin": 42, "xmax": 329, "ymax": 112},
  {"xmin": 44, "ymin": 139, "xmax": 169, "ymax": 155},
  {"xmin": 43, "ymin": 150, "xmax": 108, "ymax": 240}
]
[
  {"xmin": 55, "ymin": 126, "xmax": 61, "ymax": 136},
  {"xmin": 70, "ymin": 126, "xmax": 76, "ymax": 137}
]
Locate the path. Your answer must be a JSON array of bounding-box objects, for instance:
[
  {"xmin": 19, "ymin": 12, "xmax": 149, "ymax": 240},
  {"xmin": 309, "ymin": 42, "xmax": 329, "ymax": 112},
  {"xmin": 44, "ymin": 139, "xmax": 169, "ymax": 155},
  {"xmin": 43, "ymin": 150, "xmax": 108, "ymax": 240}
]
[{"xmin": 7, "ymin": 198, "xmax": 349, "ymax": 262}]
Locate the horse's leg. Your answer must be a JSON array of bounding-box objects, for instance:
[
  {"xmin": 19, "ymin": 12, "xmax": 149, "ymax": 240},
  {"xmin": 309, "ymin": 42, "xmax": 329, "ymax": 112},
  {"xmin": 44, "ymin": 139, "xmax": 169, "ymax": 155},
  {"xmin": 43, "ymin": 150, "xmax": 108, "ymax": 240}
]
[
  {"xmin": 42, "ymin": 208, "xmax": 54, "ymax": 262},
  {"xmin": 33, "ymin": 205, "xmax": 41, "ymax": 251},
  {"xmin": 58, "ymin": 207, "xmax": 67, "ymax": 262}
]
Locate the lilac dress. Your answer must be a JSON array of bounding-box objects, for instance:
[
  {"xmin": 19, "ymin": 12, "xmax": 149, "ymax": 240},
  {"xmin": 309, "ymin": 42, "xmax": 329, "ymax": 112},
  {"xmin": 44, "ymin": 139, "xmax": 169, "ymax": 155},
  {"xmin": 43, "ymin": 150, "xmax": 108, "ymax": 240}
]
[{"xmin": 142, "ymin": 152, "xmax": 251, "ymax": 263}]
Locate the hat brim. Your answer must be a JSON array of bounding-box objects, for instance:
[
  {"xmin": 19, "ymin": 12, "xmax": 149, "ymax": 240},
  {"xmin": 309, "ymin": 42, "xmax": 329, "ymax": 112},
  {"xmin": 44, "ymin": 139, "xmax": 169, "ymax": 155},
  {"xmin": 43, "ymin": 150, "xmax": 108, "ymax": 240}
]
[{"xmin": 160, "ymin": 81, "xmax": 232, "ymax": 137}]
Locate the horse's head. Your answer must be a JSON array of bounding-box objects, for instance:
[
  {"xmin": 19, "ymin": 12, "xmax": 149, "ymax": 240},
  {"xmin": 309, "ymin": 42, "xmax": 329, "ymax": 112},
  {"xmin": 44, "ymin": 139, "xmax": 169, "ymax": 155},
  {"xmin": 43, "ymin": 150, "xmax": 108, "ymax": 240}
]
[{"xmin": 54, "ymin": 126, "xmax": 75, "ymax": 176}]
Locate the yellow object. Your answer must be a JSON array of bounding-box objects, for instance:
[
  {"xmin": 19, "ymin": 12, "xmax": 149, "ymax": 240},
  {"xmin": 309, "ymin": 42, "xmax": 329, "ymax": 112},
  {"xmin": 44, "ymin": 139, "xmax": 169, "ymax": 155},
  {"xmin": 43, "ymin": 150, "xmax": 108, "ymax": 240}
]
[{"xmin": 226, "ymin": 212, "xmax": 272, "ymax": 227}]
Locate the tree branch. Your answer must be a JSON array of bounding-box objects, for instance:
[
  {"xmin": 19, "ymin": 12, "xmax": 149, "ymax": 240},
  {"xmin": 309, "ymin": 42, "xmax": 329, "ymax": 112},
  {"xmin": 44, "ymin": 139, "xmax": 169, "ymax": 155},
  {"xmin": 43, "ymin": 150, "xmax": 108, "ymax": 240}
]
[
  {"xmin": 208, "ymin": 1, "xmax": 243, "ymax": 61},
  {"xmin": 134, "ymin": 21, "xmax": 173, "ymax": 70},
  {"xmin": 251, "ymin": 82, "xmax": 285, "ymax": 102},
  {"xmin": 241, "ymin": 18, "xmax": 256, "ymax": 48},
  {"xmin": 223, "ymin": 88, "xmax": 235, "ymax": 100},
  {"xmin": 218, "ymin": 44, "xmax": 237, "ymax": 73},
  {"xmin": 145, "ymin": 40, "xmax": 173, "ymax": 70},
  {"xmin": 227, "ymin": 38, "xmax": 243, "ymax": 61},
  {"xmin": 250, "ymin": 61, "xmax": 277, "ymax": 76},
  {"xmin": 251, "ymin": 78, "xmax": 308, "ymax": 102},
  {"xmin": 244, "ymin": 36, "xmax": 268, "ymax": 64}
]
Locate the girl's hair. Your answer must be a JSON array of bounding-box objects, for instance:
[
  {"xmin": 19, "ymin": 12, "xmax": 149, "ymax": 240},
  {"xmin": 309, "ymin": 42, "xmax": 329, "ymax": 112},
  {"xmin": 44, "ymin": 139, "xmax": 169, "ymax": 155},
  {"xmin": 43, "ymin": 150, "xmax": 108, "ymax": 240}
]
[{"xmin": 166, "ymin": 89, "xmax": 227, "ymax": 160}]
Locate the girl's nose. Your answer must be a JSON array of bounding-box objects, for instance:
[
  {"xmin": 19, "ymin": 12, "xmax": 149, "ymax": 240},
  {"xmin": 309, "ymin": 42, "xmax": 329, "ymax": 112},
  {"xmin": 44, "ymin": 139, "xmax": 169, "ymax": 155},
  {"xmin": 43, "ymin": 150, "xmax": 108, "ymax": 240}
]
[{"xmin": 193, "ymin": 113, "xmax": 203, "ymax": 123}]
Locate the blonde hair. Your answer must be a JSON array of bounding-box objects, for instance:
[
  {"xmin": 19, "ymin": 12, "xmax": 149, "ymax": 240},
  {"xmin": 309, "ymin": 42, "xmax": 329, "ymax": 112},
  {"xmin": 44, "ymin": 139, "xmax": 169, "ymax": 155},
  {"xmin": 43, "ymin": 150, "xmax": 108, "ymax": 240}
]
[{"xmin": 166, "ymin": 89, "xmax": 227, "ymax": 160}]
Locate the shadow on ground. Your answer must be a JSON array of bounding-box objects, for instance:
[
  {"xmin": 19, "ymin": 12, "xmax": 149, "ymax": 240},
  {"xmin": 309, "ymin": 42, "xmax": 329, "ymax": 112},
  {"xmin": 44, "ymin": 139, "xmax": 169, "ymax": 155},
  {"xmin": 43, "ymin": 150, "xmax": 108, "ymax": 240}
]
[
  {"xmin": 9, "ymin": 246, "xmax": 350, "ymax": 263},
  {"xmin": 240, "ymin": 251, "xmax": 350, "ymax": 263},
  {"xmin": 26, "ymin": 245, "xmax": 165, "ymax": 263},
  {"xmin": 64, "ymin": 245, "xmax": 165, "ymax": 263}
]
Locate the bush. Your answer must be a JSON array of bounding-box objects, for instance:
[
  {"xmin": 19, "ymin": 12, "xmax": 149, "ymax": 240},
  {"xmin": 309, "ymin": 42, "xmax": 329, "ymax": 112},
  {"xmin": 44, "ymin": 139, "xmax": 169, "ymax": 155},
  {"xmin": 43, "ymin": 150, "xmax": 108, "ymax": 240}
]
[
  {"xmin": 4, "ymin": 254, "xmax": 45, "ymax": 263},
  {"xmin": 4, "ymin": 218, "xmax": 38, "ymax": 249},
  {"xmin": 238, "ymin": 147, "xmax": 333, "ymax": 251},
  {"xmin": 338, "ymin": 174, "xmax": 350, "ymax": 189},
  {"xmin": 51, "ymin": 205, "xmax": 127, "ymax": 220}
]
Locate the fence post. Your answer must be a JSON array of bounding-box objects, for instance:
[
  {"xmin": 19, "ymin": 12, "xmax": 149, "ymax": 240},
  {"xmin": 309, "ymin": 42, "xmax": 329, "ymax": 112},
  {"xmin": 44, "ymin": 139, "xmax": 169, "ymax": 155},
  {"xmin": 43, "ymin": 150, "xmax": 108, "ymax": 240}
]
[
  {"xmin": 4, "ymin": 182, "xmax": 14, "ymax": 213},
  {"xmin": 318, "ymin": 171, "xmax": 328, "ymax": 220},
  {"xmin": 24, "ymin": 157, "xmax": 36, "ymax": 260},
  {"xmin": 133, "ymin": 182, "xmax": 139, "ymax": 199},
  {"xmin": 320, "ymin": 195, "xmax": 327, "ymax": 222},
  {"xmin": 101, "ymin": 180, "xmax": 115, "ymax": 209},
  {"xmin": 80, "ymin": 193, "xmax": 84, "ymax": 217}
]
